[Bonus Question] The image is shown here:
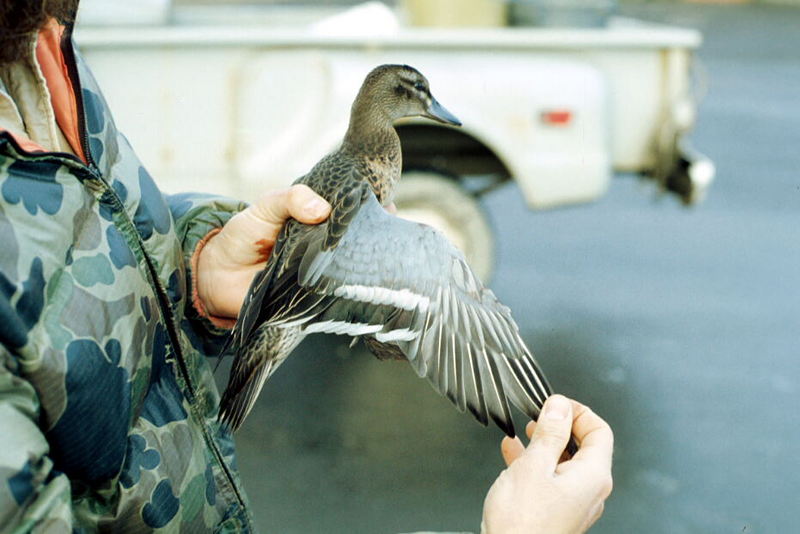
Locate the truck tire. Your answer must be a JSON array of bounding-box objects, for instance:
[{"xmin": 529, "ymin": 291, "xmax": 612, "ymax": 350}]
[{"xmin": 395, "ymin": 171, "xmax": 495, "ymax": 282}]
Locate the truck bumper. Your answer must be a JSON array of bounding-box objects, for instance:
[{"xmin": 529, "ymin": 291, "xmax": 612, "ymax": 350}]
[{"xmin": 664, "ymin": 143, "xmax": 715, "ymax": 205}]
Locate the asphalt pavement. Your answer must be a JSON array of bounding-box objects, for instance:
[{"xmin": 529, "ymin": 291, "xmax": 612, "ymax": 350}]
[{"xmin": 229, "ymin": 3, "xmax": 800, "ymax": 532}]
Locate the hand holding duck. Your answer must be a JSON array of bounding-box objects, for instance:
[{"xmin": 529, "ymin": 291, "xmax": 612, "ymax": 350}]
[{"xmin": 195, "ymin": 185, "xmax": 331, "ymax": 319}]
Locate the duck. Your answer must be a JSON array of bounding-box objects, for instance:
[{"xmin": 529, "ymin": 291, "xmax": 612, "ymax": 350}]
[{"xmin": 219, "ymin": 64, "xmax": 563, "ymax": 445}]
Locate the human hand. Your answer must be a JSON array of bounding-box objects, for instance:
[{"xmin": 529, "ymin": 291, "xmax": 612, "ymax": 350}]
[
  {"xmin": 196, "ymin": 185, "xmax": 331, "ymax": 319},
  {"xmin": 481, "ymin": 395, "xmax": 614, "ymax": 534}
]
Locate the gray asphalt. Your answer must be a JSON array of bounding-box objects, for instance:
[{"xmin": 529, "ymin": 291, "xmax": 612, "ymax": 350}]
[{"xmin": 229, "ymin": 3, "xmax": 800, "ymax": 532}]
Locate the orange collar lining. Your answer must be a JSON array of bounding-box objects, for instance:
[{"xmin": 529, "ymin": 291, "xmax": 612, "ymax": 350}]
[{"xmin": 35, "ymin": 19, "xmax": 87, "ymax": 163}]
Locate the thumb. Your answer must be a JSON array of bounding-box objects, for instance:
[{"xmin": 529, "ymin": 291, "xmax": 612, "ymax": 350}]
[
  {"xmin": 253, "ymin": 184, "xmax": 330, "ymax": 225},
  {"xmin": 526, "ymin": 395, "xmax": 573, "ymax": 473}
]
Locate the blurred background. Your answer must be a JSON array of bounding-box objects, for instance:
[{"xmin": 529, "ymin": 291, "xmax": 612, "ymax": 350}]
[{"xmin": 76, "ymin": 0, "xmax": 799, "ymax": 532}]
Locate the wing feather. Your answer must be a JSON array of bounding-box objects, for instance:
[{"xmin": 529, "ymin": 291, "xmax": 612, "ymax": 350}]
[{"xmin": 283, "ymin": 193, "xmax": 557, "ymax": 436}]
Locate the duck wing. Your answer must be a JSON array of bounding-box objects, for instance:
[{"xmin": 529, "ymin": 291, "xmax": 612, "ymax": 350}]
[{"xmin": 292, "ymin": 192, "xmax": 554, "ymax": 437}]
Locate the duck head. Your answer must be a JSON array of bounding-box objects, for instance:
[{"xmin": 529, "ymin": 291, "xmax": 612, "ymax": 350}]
[{"xmin": 353, "ymin": 64, "xmax": 462, "ymax": 127}]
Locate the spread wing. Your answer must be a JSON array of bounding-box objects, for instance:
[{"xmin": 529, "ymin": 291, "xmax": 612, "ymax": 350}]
[{"xmin": 282, "ymin": 192, "xmax": 553, "ymax": 436}]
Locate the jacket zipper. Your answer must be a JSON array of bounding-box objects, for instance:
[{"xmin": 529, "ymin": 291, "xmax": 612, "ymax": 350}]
[
  {"xmin": 92, "ymin": 165, "xmax": 248, "ymax": 512},
  {"xmin": 54, "ymin": 27, "xmax": 248, "ymax": 512}
]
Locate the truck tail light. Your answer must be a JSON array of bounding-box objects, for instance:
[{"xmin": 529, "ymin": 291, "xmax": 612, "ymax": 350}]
[{"xmin": 540, "ymin": 109, "xmax": 573, "ymax": 126}]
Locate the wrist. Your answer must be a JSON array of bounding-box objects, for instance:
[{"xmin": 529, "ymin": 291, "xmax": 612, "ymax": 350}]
[{"xmin": 193, "ymin": 228, "xmax": 227, "ymax": 318}]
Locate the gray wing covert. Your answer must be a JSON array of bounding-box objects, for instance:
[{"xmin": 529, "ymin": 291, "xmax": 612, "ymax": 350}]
[{"xmin": 298, "ymin": 193, "xmax": 553, "ymax": 437}]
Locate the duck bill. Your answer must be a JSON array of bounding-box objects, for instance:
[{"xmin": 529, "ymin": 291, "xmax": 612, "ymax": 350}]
[{"xmin": 425, "ymin": 98, "xmax": 462, "ymax": 126}]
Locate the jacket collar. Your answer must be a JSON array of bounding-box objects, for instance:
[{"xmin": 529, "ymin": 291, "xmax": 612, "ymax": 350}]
[{"xmin": 0, "ymin": 18, "xmax": 87, "ymax": 163}]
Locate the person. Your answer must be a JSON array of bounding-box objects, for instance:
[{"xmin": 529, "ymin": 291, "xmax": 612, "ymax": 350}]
[{"xmin": 0, "ymin": 2, "xmax": 613, "ymax": 532}]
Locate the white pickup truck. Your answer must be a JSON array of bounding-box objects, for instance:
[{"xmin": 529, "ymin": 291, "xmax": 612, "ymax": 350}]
[{"xmin": 76, "ymin": 2, "xmax": 714, "ymax": 279}]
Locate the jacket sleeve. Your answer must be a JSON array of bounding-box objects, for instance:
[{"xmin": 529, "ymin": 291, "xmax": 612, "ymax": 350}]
[
  {"xmin": 0, "ymin": 347, "xmax": 73, "ymax": 532},
  {"xmin": 165, "ymin": 192, "xmax": 248, "ymax": 353}
]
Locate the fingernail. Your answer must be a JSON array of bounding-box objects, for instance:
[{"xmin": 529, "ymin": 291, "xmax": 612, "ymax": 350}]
[
  {"xmin": 544, "ymin": 395, "xmax": 569, "ymax": 421},
  {"xmin": 305, "ymin": 198, "xmax": 328, "ymax": 218}
]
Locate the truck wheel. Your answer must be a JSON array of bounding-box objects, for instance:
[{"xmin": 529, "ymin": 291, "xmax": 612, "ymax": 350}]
[{"xmin": 394, "ymin": 171, "xmax": 495, "ymax": 282}]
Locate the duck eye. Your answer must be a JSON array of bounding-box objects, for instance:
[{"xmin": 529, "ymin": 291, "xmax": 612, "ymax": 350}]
[{"xmin": 414, "ymin": 82, "xmax": 426, "ymax": 93}]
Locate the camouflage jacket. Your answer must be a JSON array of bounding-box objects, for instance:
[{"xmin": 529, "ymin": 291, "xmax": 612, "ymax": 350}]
[{"xmin": 0, "ymin": 21, "xmax": 254, "ymax": 533}]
